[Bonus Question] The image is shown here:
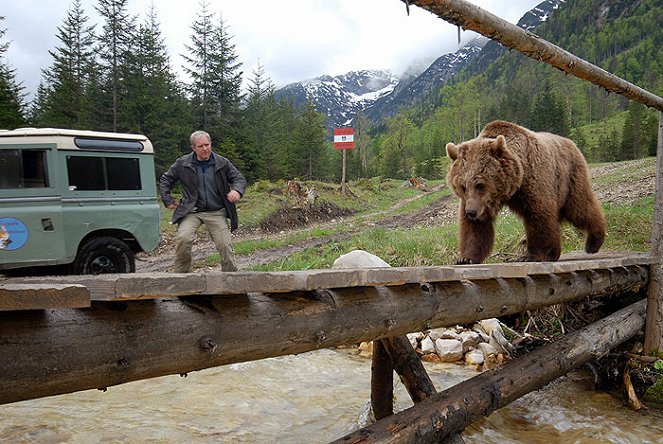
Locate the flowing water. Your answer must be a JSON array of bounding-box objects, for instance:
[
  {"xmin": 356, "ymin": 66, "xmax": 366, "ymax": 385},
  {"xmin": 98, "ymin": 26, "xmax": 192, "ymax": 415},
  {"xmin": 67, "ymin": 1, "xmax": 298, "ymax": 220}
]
[{"xmin": 2, "ymin": 349, "xmax": 662, "ymax": 443}]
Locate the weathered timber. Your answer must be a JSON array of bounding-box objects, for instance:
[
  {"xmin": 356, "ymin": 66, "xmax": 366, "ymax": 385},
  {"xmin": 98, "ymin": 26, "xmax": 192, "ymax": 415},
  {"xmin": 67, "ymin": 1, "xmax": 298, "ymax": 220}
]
[
  {"xmin": 382, "ymin": 336, "xmax": 436, "ymax": 403},
  {"xmin": 646, "ymin": 112, "xmax": 663, "ymax": 352},
  {"xmin": 371, "ymin": 335, "xmax": 437, "ymax": 420},
  {"xmin": 371, "ymin": 340, "xmax": 394, "ymax": 420},
  {"xmin": 0, "ymin": 266, "xmax": 648, "ymax": 404},
  {"xmin": 404, "ymin": 0, "xmax": 663, "ymax": 112},
  {"xmin": 0, "ymin": 283, "xmax": 89, "ymax": 311},
  {"xmin": 5, "ymin": 253, "xmax": 654, "ymax": 301},
  {"xmin": 335, "ymin": 299, "xmax": 648, "ymax": 443}
]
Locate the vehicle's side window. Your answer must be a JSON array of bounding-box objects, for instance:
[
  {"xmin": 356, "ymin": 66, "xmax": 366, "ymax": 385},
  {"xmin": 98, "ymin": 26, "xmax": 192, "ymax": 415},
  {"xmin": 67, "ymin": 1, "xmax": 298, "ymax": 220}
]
[
  {"xmin": 66, "ymin": 156, "xmax": 141, "ymax": 191},
  {"xmin": 0, "ymin": 149, "xmax": 49, "ymax": 189}
]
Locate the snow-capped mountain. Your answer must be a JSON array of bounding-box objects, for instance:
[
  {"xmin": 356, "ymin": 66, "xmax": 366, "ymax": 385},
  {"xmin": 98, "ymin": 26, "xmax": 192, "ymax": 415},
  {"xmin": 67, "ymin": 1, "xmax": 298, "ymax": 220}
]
[
  {"xmin": 274, "ymin": 70, "xmax": 399, "ymax": 128},
  {"xmin": 364, "ymin": 36, "xmax": 487, "ymax": 124},
  {"xmin": 274, "ymin": 0, "xmax": 565, "ymax": 130}
]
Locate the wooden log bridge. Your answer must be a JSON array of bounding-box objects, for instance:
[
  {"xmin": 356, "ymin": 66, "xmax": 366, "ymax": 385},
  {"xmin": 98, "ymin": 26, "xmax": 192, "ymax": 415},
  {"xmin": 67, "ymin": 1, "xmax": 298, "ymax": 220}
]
[{"xmin": 0, "ymin": 254, "xmax": 653, "ymax": 407}]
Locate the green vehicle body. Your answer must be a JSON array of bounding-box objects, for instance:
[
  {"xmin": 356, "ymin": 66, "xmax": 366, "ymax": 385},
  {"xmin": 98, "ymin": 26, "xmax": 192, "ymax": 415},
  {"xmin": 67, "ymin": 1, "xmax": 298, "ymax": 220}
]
[{"xmin": 0, "ymin": 128, "xmax": 161, "ymax": 274}]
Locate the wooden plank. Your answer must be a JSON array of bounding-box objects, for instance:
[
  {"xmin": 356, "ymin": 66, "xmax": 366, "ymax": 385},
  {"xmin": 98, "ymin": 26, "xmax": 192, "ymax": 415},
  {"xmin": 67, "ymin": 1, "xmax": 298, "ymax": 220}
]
[
  {"xmin": 406, "ymin": 0, "xmax": 663, "ymax": 112},
  {"xmin": 0, "ymin": 266, "xmax": 648, "ymax": 405},
  {"xmin": 0, "ymin": 284, "xmax": 89, "ymax": 311},
  {"xmin": 4, "ymin": 253, "xmax": 654, "ymax": 301},
  {"xmin": 335, "ymin": 299, "xmax": 648, "ymax": 443}
]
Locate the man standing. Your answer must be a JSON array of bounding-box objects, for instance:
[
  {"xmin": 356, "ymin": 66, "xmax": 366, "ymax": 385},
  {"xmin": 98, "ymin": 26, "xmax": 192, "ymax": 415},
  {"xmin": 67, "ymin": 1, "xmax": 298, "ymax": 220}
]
[{"xmin": 159, "ymin": 130, "xmax": 247, "ymax": 272}]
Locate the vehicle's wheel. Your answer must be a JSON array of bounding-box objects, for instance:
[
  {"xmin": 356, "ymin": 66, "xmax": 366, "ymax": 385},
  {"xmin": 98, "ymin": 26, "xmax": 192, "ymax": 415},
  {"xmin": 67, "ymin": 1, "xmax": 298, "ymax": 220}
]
[{"xmin": 72, "ymin": 237, "xmax": 135, "ymax": 274}]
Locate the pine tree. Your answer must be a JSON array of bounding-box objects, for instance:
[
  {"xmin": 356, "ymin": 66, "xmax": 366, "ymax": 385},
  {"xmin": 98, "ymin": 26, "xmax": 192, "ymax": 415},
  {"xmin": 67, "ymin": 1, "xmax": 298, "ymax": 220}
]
[
  {"xmin": 0, "ymin": 16, "xmax": 26, "ymax": 128},
  {"xmin": 95, "ymin": 0, "xmax": 137, "ymax": 131},
  {"xmin": 241, "ymin": 63, "xmax": 278, "ymax": 181},
  {"xmin": 292, "ymin": 100, "xmax": 328, "ymax": 180},
  {"xmin": 32, "ymin": 0, "xmax": 96, "ymax": 128},
  {"xmin": 183, "ymin": 2, "xmax": 243, "ymax": 144},
  {"xmin": 129, "ymin": 3, "xmax": 193, "ymax": 173}
]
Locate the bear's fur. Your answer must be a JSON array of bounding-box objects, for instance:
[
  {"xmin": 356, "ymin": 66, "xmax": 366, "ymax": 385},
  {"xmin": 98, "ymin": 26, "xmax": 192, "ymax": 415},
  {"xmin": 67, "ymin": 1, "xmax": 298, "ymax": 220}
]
[{"xmin": 446, "ymin": 120, "xmax": 606, "ymax": 264}]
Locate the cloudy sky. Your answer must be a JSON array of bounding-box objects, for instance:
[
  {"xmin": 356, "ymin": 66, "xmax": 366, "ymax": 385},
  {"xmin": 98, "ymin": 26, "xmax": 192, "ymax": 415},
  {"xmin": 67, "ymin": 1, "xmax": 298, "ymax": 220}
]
[{"xmin": 2, "ymin": 0, "xmax": 542, "ymax": 100}]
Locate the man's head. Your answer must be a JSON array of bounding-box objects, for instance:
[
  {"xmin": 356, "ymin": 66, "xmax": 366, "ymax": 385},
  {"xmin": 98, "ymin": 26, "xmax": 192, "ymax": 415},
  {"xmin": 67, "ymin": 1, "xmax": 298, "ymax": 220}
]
[{"xmin": 190, "ymin": 130, "xmax": 212, "ymax": 161}]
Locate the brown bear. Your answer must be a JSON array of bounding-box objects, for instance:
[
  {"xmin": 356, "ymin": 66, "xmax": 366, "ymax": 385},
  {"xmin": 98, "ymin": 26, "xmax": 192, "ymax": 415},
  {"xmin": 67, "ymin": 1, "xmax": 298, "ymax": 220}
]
[{"xmin": 445, "ymin": 120, "xmax": 606, "ymax": 264}]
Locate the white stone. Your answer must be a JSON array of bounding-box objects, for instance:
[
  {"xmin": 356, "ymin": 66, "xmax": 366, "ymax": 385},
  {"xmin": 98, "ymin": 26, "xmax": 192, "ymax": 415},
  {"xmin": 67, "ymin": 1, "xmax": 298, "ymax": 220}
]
[
  {"xmin": 459, "ymin": 330, "xmax": 482, "ymax": 353},
  {"xmin": 477, "ymin": 318, "xmax": 501, "ymax": 336},
  {"xmin": 428, "ymin": 327, "xmax": 461, "ymax": 341},
  {"xmin": 465, "ymin": 349, "xmax": 485, "ymax": 365},
  {"xmin": 477, "ymin": 342, "xmax": 499, "ymax": 357},
  {"xmin": 332, "ymin": 250, "xmax": 391, "ymax": 269},
  {"xmin": 420, "ymin": 336, "xmax": 436, "ymax": 354},
  {"xmin": 406, "ymin": 332, "xmax": 420, "ymax": 349},
  {"xmin": 434, "ymin": 339, "xmax": 463, "ymax": 362}
]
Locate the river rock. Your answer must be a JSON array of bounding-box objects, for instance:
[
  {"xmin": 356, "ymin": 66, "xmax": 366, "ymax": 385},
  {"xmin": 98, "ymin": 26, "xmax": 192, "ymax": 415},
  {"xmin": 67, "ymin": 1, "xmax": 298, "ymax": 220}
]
[
  {"xmin": 406, "ymin": 332, "xmax": 420, "ymax": 349},
  {"xmin": 434, "ymin": 339, "xmax": 463, "ymax": 362},
  {"xmin": 459, "ymin": 330, "xmax": 482, "ymax": 353},
  {"xmin": 420, "ymin": 336, "xmax": 436, "ymax": 354},
  {"xmin": 477, "ymin": 342, "xmax": 499, "ymax": 357},
  {"xmin": 428, "ymin": 327, "xmax": 461, "ymax": 341},
  {"xmin": 465, "ymin": 349, "xmax": 485, "ymax": 365}
]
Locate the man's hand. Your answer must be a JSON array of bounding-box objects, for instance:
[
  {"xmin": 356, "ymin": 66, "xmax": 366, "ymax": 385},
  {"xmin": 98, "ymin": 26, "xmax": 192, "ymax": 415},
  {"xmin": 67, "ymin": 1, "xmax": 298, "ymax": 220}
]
[
  {"xmin": 227, "ymin": 189, "xmax": 241, "ymax": 203},
  {"xmin": 166, "ymin": 202, "xmax": 178, "ymax": 210}
]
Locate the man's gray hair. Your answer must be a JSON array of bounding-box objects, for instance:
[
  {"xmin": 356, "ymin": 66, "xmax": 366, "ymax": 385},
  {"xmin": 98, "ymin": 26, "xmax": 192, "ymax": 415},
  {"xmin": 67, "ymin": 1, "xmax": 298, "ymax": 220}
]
[{"xmin": 190, "ymin": 130, "xmax": 211, "ymax": 147}]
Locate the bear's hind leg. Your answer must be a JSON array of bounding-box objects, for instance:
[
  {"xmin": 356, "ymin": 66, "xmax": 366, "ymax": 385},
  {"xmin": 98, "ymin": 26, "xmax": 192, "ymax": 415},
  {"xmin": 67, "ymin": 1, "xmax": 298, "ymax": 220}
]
[{"xmin": 561, "ymin": 194, "xmax": 606, "ymax": 254}]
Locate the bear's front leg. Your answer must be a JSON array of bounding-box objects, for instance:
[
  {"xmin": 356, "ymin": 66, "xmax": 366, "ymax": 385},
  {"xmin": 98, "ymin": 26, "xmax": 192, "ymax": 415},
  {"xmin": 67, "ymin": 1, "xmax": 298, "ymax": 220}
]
[
  {"xmin": 521, "ymin": 213, "xmax": 562, "ymax": 262},
  {"xmin": 457, "ymin": 208, "xmax": 495, "ymax": 264}
]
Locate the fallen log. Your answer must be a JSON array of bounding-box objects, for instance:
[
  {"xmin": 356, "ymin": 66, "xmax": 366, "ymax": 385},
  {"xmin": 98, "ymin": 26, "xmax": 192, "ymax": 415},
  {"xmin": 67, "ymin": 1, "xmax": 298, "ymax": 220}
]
[
  {"xmin": 0, "ymin": 267, "xmax": 648, "ymax": 405},
  {"xmin": 334, "ymin": 298, "xmax": 648, "ymax": 443}
]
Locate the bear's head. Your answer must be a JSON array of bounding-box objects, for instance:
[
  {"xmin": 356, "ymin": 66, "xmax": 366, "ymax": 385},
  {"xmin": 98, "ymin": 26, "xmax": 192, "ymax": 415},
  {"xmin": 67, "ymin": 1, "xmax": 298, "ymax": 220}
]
[{"xmin": 446, "ymin": 134, "xmax": 523, "ymax": 221}]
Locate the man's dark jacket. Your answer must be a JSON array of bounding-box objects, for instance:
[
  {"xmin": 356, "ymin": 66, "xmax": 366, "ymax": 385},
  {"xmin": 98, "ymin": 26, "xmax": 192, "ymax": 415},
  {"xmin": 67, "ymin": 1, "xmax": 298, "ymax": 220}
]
[{"xmin": 159, "ymin": 152, "xmax": 247, "ymax": 231}]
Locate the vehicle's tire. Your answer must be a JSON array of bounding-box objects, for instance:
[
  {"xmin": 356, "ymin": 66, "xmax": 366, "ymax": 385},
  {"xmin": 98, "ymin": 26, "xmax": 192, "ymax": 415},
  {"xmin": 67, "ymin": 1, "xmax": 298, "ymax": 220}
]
[{"xmin": 72, "ymin": 237, "xmax": 135, "ymax": 274}]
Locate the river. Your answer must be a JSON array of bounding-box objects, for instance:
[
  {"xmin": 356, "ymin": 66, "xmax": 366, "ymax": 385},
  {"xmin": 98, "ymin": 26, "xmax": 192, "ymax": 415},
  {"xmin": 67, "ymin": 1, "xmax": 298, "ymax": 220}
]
[{"xmin": 2, "ymin": 349, "xmax": 662, "ymax": 443}]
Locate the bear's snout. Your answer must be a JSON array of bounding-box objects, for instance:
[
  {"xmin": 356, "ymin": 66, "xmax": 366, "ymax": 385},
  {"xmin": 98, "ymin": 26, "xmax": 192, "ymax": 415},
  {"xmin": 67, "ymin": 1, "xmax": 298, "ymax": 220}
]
[{"xmin": 465, "ymin": 209, "xmax": 478, "ymax": 219}]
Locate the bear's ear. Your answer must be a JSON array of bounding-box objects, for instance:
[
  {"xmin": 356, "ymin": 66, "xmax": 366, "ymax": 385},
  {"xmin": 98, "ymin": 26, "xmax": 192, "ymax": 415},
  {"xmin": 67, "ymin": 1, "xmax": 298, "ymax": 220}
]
[
  {"xmin": 491, "ymin": 135, "xmax": 510, "ymax": 159},
  {"xmin": 446, "ymin": 142, "xmax": 459, "ymax": 160}
]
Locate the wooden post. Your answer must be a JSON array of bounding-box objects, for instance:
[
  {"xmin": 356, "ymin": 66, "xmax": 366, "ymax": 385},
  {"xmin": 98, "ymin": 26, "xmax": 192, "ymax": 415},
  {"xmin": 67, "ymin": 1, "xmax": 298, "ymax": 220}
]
[
  {"xmin": 382, "ymin": 336, "xmax": 436, "ymax": 402},
  {"xmin": 342, "ymin": 148, "xmax": 347, "ymax": 198},
  {"xmin": 371, "ymin": 340, "xmax": 394, "ymax": 420},
  {"xmin": 645, "ymin": 111, "xmax": 663, "ymax": 353}
]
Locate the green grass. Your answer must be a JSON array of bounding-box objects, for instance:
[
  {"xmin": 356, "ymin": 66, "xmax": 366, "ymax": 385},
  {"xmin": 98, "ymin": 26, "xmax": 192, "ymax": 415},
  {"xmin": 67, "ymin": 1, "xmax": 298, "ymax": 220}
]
[{"xmin": 246, "ymin": 195, "xmax": 655, "ymax": 272}]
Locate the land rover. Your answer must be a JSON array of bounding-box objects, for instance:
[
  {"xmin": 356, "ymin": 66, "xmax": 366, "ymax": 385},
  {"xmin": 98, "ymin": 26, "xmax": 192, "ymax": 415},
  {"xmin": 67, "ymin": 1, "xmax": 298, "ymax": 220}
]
[{"xmin": 0, "ymin": 128, "xmax": 161, "ymax": 275}]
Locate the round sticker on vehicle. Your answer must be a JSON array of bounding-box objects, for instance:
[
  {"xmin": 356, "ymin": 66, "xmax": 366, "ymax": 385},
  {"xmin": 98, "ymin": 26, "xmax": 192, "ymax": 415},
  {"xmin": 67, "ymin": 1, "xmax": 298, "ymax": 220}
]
[{"xmin": 0, "ymin": 217, "xmax": 29, "ymax": 251}]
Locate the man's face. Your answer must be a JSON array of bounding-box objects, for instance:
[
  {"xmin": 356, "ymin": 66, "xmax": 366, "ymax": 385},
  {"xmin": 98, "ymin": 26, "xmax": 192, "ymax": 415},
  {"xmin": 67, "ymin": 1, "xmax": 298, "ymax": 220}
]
[{"xmin": 192, "ymin": 136, "xmax": 212, "ymax": 160}]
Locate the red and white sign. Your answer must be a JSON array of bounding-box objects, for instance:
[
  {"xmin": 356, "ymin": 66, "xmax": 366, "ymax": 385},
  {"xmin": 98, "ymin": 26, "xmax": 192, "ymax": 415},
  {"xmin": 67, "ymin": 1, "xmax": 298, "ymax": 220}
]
[{"xmin": 333, "ymin": 127, "xmax": 355, "ymax": 150}]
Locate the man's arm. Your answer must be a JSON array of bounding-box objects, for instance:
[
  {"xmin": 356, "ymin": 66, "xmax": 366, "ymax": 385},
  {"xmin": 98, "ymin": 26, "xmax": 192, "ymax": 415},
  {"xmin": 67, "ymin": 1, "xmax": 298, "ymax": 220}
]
[{"xmin": 159, "ymin": 165, "xmax": 180, "ymax": 209}]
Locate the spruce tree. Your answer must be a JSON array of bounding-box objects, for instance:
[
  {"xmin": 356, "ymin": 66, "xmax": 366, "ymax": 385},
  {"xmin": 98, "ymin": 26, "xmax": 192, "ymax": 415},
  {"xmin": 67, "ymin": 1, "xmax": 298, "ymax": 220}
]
[
  {"xmin": 0, "ymin": 17, "xmax": 26, "ymax": 128},
  {"xmin": 292, "ymin": 100, "xmax": 328, "ymax": 180},
  {"xmin": 241, "ymin": 63, "xmax": 279, "ymax": 181},
  {"xmin": 183, "ymin": 2, "xmax": 243, "ymax": 145},
  {"xmin": 32, "ymin": 0, "xmax": 96, "ymax": 128},
  {"xmin": 95, "ymin": 0, "xmax": 137, "ymax": 131}
]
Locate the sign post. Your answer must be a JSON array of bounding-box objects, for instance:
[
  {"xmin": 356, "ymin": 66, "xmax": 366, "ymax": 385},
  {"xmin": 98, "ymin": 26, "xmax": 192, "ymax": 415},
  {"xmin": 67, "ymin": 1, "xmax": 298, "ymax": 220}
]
[{"xmin": 333, "ymin": 127, "xmax": 355, "ymax": 198}]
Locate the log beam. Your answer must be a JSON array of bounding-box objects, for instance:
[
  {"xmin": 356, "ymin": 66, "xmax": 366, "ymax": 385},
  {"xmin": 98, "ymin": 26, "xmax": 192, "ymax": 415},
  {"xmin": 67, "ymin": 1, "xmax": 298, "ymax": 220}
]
[
  {"xmin": 0, "ymin": 266, "xmax": 648, "ymax": 405},
  {"xmin": 646, "ymin": 112, "xmax": 663, "ymax": 352},
  {"xmin": 371, "ymin": 340, "xmax": 394, "ymax": 420},
  {"xmin": 335, "ymin": 298, "xmax": 648, "ymax": 443},
  {"xmin": 404, "ymin": 0, "xmax": 663, "ymax": 112}
]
